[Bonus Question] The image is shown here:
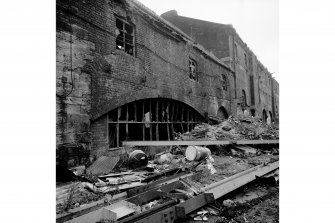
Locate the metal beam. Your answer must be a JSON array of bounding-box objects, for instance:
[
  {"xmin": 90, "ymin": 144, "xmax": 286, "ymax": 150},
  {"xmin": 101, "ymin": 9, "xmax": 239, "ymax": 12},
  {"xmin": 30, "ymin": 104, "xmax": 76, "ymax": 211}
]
[
  {"xmin": 204, "ymin": 161, "xmax": 279, "ymax": 199},
  {"xmin": 122, "ymin": 140, "xmax": 279, "ymax": 146}
]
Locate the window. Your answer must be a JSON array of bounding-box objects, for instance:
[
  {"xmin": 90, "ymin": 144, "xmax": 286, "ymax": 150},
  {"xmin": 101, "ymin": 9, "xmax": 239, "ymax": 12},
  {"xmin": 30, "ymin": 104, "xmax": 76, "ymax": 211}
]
[
  {"xmin": 244, "ymin": 53, "xmax": 248, "ymax": 67},
  {"xmin": 189, "ymin": 58, "xmax": 198, "ymax": 81},
  {"xmin": 116, "ymin": 17, "xmax": 135, "ymax": 56},
  {"xmin": 221, "ymin": 74, "xmax": 227, "ymax": 91},
  {"xmin": 241, "ymin": 90, "xmax": 247, "ymax": 107},
  {"xmin": 234, "ymin": 43, "xmax": 238, "ymax": 58}
]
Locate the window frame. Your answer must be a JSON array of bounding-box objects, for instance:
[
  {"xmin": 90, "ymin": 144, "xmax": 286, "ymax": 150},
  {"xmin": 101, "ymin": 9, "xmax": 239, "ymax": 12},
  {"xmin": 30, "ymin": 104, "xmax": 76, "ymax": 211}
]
[
  {"xmin": 189, "ymin": 58, "xmax": 198, "ymax": 82},
  {"xmin": 115, "ymin": 17, "xmax": 135, "ymax": 56}
]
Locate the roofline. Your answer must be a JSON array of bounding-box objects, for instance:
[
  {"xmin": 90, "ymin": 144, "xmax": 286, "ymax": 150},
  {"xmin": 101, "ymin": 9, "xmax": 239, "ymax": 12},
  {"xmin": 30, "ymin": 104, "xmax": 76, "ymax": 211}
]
[
  {"xmin": 161, "ymin": 11, "xmax": 274, "ymax": 74},
  {"xmin": 126, "ymin": 0, "xmax": 233, "ymax": 72}
]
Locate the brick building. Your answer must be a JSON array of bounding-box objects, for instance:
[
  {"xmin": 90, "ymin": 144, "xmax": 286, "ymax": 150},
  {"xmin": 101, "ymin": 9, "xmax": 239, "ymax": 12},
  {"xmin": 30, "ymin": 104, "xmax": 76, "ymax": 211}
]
[
  {"xmin": 161, "ymin": 10, "xmax": 279, "ymax": 123},
  {"xmin": 56, "ymin": 0, "xmax": 238, "ymax": 165}
]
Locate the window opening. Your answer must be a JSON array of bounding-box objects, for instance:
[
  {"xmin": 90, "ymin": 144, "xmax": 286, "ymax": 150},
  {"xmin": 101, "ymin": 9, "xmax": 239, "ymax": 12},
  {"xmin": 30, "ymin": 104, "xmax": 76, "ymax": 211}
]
[
  {"xmin": 244, "ymin": 53, "xmax": 248, "ymax": 67},
  {"xmin": 107, "ymin": 98, "xmax": 203, "ymax": 147},
  {"xmin": 116, "ymin": 17, "xmax": 134, "ymax": 56},
  {"xmin": 221, "ymin": 74, "xmax": 227, "ymax": 91},
  {"xmin": 189, "ymin": 58, "xmax": 198, "ymax": 81}
]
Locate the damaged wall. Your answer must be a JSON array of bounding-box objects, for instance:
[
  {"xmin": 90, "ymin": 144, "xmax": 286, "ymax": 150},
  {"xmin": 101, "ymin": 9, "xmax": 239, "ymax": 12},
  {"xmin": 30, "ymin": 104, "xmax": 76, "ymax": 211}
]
[
  {"xmin": 161, "ymin": 11, "xmax": 279, "ymax": 121},
  {"xmin": 56, "ymin": 0, "xmax": 234, "ymax": 157}
]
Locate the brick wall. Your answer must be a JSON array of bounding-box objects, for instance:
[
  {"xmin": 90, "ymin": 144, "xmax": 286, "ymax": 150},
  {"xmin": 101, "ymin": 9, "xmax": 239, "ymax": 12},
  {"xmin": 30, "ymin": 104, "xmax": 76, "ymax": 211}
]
[
  {"xmin": 161, "ymin": 11, "xmax": 279, "ymax": 120},
  {"xmin": 56, "ymin": 0, "xmax": 234, "ymax": 155}
]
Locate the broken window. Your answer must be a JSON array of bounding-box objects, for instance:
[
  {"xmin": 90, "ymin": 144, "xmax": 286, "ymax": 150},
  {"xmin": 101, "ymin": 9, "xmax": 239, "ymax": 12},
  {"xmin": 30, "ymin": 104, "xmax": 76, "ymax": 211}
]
[
  {"xmin": 189, "ymin": 58, "xmax": 198, "ymax": 81},
  {"xmin": 116, "ymin": 17, "xmax": 135, "ymax": 56}
]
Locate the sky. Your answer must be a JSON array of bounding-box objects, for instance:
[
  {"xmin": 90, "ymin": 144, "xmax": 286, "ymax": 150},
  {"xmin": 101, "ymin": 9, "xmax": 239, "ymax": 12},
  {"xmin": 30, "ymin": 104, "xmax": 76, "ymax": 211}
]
[{"xmin": 137, "ymin": 0, "xmax": 279, "ymax": 80}]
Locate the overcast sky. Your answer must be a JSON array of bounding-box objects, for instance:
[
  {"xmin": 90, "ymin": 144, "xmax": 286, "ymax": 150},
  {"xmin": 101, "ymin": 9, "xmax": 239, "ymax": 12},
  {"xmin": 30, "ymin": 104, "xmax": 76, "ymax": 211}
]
[{"xmin": 138, "ymin": 0, "xmax": 279, "ymax": 80}]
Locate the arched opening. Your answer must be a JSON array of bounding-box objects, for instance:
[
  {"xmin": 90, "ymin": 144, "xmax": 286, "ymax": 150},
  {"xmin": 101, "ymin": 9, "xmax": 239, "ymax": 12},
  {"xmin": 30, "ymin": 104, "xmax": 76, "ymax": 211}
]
[
  {"xmin": 217, "ymin": 106, "xmax": 229, "ymax": 120},
  {"xmin": 262, "ymin": 109, "xmax": 267, "ymax": 122},
  {"xmin": 107, "ymin": 98, "xmax": 204, "ymax": 147}
]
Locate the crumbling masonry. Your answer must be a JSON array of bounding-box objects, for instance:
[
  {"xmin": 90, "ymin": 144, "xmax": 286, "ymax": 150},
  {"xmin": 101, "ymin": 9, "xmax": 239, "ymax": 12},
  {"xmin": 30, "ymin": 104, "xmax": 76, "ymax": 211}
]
[{"xmin": 56, "ymin": 0, "xmax": 279, "ymax": 167}]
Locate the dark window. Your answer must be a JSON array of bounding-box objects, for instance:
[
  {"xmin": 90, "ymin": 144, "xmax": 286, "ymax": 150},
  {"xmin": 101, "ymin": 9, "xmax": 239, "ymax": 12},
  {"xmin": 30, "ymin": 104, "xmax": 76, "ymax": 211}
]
[
  {"xmin": 244, "ymin": 53, "xmax": 248, "ymax": 67},
  {"xmin": 221, "ymin": 74, "xmax": 227, "ymax": 91},
  {"xmin": 189, "ymin": 58, "xmax": 198, "ymax": 81},
  {"xmin": 234, "ymin": 43, "xmax": 238, "ymax": 59},
  {"xmin": 116, "ymin": 18, "xmax": 135, "ymax": 56},
  {"xmin": 242, "ymin": 90, "xmax": 247, "ymax": 106}
]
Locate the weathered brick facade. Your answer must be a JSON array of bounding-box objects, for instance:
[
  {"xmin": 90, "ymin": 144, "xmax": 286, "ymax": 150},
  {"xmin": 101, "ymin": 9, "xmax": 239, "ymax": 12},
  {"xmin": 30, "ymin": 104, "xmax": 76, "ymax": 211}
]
[
  {"xmin": 161, "ymin": 10, "xmax": 279, "ymax": 122},
  {"xmin": 56, "ymin": 0, "xmax": 235, "ymax": 159}
]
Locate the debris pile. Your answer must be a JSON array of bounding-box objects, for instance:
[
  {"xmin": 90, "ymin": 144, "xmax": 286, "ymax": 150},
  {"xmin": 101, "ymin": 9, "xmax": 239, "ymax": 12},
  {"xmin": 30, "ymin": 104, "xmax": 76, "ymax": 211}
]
[
  {"xmin": 176, "ymin": 115, "xmax": 279, "ymax": 141},
  {"xmin": 56, "ymin": 130, "xmax": 279, "ymax": 222}
]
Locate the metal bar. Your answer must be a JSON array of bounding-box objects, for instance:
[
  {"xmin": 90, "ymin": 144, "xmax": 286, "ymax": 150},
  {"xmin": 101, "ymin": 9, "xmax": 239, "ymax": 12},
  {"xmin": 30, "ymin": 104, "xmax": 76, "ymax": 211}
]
[
  {"xmin": 117, "ymin": 107, "xmax": 121, "ymax": 147},
  {"xmin": 187, "ymin": 109, "xmax": 190, "ymax": 132},
  {"xmin": 170, "ymin": 102, "xmax": 175, "ymax": 139},
  {"xmin": 149, "ymin": 101, "xmax": 152, "ymax": 141},
  {"xmin": 126, "ymin": 105, "xmax": 129, "ymax": 140},
  {"xmin": 142, "ymin": 101, "xmax": 145, "ymax": 141},
  {"xmin": 134, "ymin": 103, "xmax": 137, "ymax": 122},
  {"xmin": 156, "ymin": 100, "xmax": 159, "ymax": 140},
  {"xmin": 166, "ymin": 102, "xmax": 170, "ymax": 140},
  {"xmin": 180, "ymin": 106, "xmax": 184, "ymax": 133}
]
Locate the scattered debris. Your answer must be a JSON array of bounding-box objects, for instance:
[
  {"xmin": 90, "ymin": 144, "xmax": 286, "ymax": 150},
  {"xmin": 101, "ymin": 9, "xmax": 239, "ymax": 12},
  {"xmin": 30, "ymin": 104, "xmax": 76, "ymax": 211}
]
[
  {"xmin": 86, "ymin": 156, "xmax": 120, "ymax": 175},
  {"xmin": 176, "ymin": 115, "xmax": 279, "ymax": 141}
]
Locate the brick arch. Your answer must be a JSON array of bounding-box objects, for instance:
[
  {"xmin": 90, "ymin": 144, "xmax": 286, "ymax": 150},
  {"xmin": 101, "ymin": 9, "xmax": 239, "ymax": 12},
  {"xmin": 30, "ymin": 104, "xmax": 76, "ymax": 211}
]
[{"xmin": 91, "ymin": 89, "xmax": 205, "ymax": 120}]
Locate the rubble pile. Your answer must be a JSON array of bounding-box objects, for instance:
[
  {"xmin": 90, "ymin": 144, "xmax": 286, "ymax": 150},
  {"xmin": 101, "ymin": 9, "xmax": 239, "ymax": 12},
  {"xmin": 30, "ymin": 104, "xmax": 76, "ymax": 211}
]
[{"xmin": 176, "ymin": 115, "xmax": 279, "ymax": 141}]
